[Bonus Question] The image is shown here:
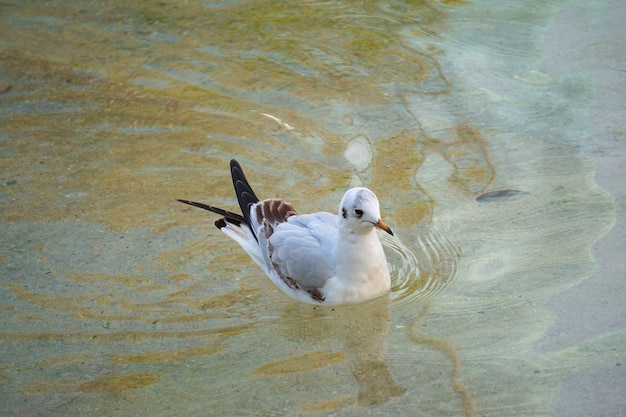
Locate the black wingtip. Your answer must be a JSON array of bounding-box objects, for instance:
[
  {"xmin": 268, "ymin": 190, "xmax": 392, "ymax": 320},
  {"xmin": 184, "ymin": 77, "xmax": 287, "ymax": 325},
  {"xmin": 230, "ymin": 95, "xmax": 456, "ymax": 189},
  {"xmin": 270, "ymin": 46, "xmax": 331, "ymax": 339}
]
[
  {"xmin": 229, "ymin": 159, "xmax": 260, "ymax": 224},
  {"xmin": 177, "ymin": 199, "xmax": 214, "ymax": 211},
  {"xmin": 176, "ymin": 159, "xmax": 260, "ymax": 239},
  {"xmin": 177, "ymin": 198, "xmax": 246, "ymax": 227}
]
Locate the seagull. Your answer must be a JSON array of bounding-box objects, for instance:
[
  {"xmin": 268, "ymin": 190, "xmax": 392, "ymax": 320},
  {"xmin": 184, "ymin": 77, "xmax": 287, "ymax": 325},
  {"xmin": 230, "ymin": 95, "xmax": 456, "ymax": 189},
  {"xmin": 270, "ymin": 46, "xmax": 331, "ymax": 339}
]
[{"xmin": 177, "ymin": 159, "xmax": 393, "ymax": 306}]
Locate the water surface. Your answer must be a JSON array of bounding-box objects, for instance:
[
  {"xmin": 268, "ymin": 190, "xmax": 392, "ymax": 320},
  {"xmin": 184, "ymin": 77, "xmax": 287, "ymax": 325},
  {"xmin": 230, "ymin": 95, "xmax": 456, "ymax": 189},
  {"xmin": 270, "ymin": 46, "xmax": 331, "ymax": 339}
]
[{"xmin": 1, "ymin": 1, "xmax": 623, "ymax": 416}]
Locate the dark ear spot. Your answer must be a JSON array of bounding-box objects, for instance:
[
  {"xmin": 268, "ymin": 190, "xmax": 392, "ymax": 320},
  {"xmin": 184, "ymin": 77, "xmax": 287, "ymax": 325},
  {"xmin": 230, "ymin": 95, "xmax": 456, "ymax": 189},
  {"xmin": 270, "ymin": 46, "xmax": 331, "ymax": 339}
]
[{"xmin": 342, "ymin": 207, "xmax": 347, "ymax": 219}]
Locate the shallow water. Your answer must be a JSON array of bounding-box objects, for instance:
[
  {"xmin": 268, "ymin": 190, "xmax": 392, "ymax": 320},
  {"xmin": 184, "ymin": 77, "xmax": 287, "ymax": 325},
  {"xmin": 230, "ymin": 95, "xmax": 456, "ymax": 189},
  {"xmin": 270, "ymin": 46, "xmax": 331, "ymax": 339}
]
[{"xmin": 1, "ymin": 0, "xmax": 624, "ymax": 416}]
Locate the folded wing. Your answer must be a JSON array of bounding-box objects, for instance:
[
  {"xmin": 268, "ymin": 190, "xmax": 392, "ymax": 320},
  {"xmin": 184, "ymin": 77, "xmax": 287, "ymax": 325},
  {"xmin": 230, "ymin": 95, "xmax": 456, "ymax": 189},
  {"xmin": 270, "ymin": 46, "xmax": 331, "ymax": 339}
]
[{"xmin": 264, "ymin": 212, "xmax": 338, "ymax": 291}]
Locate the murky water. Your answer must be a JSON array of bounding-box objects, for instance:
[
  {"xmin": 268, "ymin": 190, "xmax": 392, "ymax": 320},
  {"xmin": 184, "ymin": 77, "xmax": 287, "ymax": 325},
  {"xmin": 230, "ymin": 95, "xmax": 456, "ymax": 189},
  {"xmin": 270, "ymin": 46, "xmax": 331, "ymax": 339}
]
[{"xmin": 1, "ymin": 0, "xmax": 624, "ymax": 416}]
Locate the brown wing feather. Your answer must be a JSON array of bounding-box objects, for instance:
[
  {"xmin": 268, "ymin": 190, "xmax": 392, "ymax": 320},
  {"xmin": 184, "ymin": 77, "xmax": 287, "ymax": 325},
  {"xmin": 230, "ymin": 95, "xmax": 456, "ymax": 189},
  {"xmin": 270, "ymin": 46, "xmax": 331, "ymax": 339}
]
[{"xmin": 255, "ymin": 198, "xmax": 297, "ymax": 238}]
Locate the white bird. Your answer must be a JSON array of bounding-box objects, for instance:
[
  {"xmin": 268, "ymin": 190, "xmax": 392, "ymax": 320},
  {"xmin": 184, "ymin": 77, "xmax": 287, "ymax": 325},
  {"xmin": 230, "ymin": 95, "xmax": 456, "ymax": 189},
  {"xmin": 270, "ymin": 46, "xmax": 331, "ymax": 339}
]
[{"xmin": 178, "ymin": 159, "xmax": 393, "ymax": 306}]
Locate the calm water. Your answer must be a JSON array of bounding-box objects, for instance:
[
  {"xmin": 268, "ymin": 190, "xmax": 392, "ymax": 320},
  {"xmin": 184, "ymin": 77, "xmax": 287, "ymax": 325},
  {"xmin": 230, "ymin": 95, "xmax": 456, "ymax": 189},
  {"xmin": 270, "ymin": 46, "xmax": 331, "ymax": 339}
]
[{"xmin": 1, "ymin": 1, "xmax": 624, "ymax": 416}]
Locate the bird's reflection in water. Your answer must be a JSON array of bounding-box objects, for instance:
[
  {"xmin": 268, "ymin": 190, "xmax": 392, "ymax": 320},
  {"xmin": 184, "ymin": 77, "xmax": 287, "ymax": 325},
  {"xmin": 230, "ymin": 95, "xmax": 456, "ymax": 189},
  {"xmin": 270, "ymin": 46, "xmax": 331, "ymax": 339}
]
[
  {"xmin": 273, "ymin": 296, "xmax": 406, "ymax": 407},
  {"xmin": 339, "ymin": 298, "xmax": 407, "ymax": 406}
]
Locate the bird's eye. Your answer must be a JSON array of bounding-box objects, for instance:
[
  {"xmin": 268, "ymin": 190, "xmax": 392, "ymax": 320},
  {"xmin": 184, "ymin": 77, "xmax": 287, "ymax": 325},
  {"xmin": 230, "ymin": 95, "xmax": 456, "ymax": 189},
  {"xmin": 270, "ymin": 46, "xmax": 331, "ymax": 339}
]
[{"xmin": 354, "ymin": 209, "xmax": 364, "ymax": 218}]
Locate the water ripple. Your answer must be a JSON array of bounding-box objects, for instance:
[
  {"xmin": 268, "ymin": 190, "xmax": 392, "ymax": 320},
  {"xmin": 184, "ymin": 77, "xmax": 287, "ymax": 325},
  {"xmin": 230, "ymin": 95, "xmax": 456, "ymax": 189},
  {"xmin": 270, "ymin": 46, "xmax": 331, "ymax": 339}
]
[{"xmin": 383, "ymin": 228, "xmax": 460, "ymax": 306}]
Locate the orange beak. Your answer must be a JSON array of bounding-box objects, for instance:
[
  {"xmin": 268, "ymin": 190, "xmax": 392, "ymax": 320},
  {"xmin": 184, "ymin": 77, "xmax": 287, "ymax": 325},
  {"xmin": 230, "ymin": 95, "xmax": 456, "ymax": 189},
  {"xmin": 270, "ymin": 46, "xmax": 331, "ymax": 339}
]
[{"xmin": 375, "ymin": 219, "xmax": 394, "ymax": 236}]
